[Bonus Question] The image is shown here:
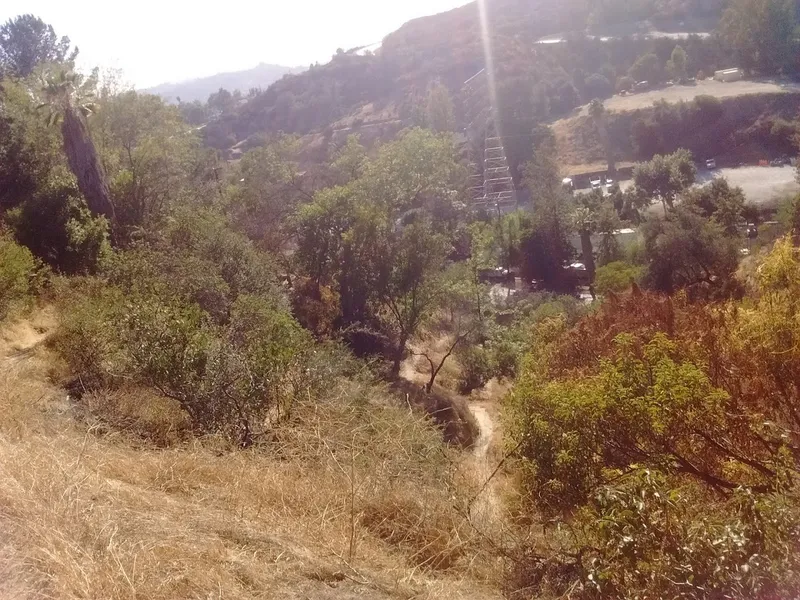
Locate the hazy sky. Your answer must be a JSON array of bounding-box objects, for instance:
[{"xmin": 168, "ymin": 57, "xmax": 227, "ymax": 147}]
[{"xmin": 1, "ymin": 0, "xmax": 471, "ymax": 88}]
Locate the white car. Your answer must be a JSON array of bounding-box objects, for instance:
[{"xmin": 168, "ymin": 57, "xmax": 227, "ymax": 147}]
[
  {"xmin": 706, "ymin": 159, "xmax": 717, "ymax": 170},
  {"xmin": 590, "ymin": 177, "xmax": 602, "ymax": 189}
]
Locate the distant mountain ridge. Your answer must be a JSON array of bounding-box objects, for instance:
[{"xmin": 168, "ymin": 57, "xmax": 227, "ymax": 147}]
[{"xmin": 143, "ymin": 63, "xmax": 305, "ymax": 104}]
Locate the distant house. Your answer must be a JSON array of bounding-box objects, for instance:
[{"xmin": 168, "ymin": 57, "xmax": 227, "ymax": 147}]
[{"xmin": 714, "ymin": 68, "xmax": 743, "ymax": 83}]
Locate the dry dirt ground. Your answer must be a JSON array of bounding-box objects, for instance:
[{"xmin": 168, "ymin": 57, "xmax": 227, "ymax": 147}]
[
  {"xmin": 400, "ymin": 339, "xmax": 509, "ymax": 542},
  {"xmin": 576, "ymin": 79, "xmax": 800, "ymax": 116},
  {"xmin": 0, "ymin": 310, "xmax": 504, "ymax": 600}
]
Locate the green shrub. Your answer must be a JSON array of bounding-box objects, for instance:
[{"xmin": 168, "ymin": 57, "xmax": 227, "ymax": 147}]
[
  {"xmin": 514, "ymin": 470, "xmax": 800, "ymax": 599},
  {"xmin": 165, "ymin": 208, "xmax": 283, "ymax": 304},
  {"xmin": 106, "ymin": 247, "xmax": 233, "ymax": 323},
  {"xmin": 492, "ymin": 337, "xmax": 521, "ymax": 379},
  {"xmin": 594, "ymin": 261, "xmax": 644, "ymax": 296},
  {"xmin": 6, "ymin": 171, "xmax": 110, "ymax": 274},
  {"xmin": 0, "ymin": 233, "xmax": 38, "ymax": 319},
  {"xmin": 457, "ymin": 345, "xmax": 494, "ymax": 394},
  {"xmin": 49, "ymin": 280, "xmax": 126, "ymax": 390},
  {"xmin": 576, "ymin": 472, "xmax": 800, "ymax": 599}
]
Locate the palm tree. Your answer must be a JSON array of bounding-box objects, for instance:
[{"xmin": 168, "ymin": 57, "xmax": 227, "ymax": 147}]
[
  {"xmin": 38, "ymin": 68, "xmax": 115, "ymax": 222},
  {"xmin": 588, "ymin": 98, "xmax": 615, "ymax": 176}
]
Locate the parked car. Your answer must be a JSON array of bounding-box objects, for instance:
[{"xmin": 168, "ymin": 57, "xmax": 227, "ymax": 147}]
[
  {"xmin": 590, "ymin": 177, "xmax": 602, "ymax": 189},
  {"xmin": 705, "ymin": 158, "xmax": 717, "ymax": 170}
]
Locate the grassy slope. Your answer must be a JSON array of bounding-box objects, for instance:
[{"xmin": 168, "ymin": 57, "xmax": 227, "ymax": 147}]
[{"xmin": 0, "ymin": 309, "xmax": 502, "ymax": 599}]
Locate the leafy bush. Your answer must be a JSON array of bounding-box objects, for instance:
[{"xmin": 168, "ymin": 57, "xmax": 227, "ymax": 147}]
[
  {"xmin": 515, "ymin": 470, "xmax": 800, "ymax": 599},
  {"xmin": 49, "ymin": 280, "xmax": 127, "ymax": 391},
  {"xmin": 6, "ymin": 172, "xmax": 110, "ymax": 275},
  {"xmin": 578, "ymin": 472, "xmax": 800, "ymax": 599},
  {"xmin": 506, "ymin": 245, "xmax": 800, "ymax": 596},
  {"xmin": 0, "ymin": 232, "xmax": 39, "ymax": 319},
  {"xmin": 594, "ymin": 261, "xmax": 644, "ymax": 295},
  {"xmin": 492, "ymin": 337, "xmax": 521, "ymax": 379},
  {"xmin": 456, "ymin": 345, "xmax": 494, "ymax": 394}
]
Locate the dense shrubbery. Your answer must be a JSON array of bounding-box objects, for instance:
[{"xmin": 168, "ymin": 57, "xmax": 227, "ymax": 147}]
[
  {"xmin": 0, "ymin": 232, "xmax": 40, "ymax": 319},
  {"xmin": 594, "ymin": 260, "xmax": 643, "ymax": 295},
  {"xmin": 50, "ymin": 211, "xmax": 313, "ymax": 445},
  {"xmin": 618, "ymin": 94, "xmax": 800, "ymax": 163},
  {"xmin": 6, "ymin": 171, "xmax": 110, "ymax": 274},
  {"xmin": 506, "ymin": 238, "xmax": 800, "ymax": 597}
]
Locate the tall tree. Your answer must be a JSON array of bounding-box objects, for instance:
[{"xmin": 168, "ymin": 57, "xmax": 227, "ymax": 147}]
[
  {"xmin": 720, "ymin": 0, "xmax": 796, "ymax": 73},
  {"xmin": 667, "ymin": 45, "xmax": 688, "ymax": 81},
  {"xmin": 38, "ymin": 68, "xmax": 115, "ymax": 222},
  {"xmin": 683, "ymin": 178, "xmax": 746, "ymax": 236},
  {"xmin": 523, "ymin": 125, "xmax": 562, "ymax": 205},
  {"xmin": 0, "ymin": 15, "xmax": 75, "ymax": 78},
  {"xmin": 94, "ymin": 91, "xmax": 199, "ymax": 236},
  {"xmin": 228, "ymin": 136, "xmax": 304, "ymax": 253},
  {"xmin": 572, "ymin": 189, "xmax": 607, "ymax": 288},
  {"xmin": 642, "ymin": 205, "xmax": 739, "ymax": 294},
  {"xmin": 377, "ymin": 219, "xmax": 449, "ymax": 377},
  {"xmin": 629, "ymin": 53, "xmax": 664, "ymax": 83},
  {"xmin": 633, "ymin": 149, "xmax": 696, "ymax": 214},
  {"xmin": 520, "ymin": 196, "xmax": 575, "ymax": 291}
]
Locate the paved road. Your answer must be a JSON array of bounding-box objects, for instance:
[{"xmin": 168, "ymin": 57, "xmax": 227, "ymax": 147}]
[{"xmin": 576, "ymin": 79, "xmax": 800, "ymax": 116}]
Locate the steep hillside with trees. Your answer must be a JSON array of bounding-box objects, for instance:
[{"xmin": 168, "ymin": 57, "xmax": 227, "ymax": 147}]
[
  {"xmin": 202, "ymin": 0, "xmax": 743, "ymax": 153},
  {"xmin": 6, "ymin": 7, "xmax": 800, "ymax": 600}
]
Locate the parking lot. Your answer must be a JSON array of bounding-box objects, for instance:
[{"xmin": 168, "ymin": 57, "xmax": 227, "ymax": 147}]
[
  {"xmin": 576, "ymin": 165, "xmax": 799, "ymax": 208},
  {"xmin": 698, "ymin": 165, "xmax": 799, "ymax": 206}
]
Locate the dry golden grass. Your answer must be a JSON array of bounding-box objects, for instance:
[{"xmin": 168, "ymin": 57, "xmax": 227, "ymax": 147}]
[{"xmin": 0, "ymin": 310, "xmax": 505, "ymax": 599}]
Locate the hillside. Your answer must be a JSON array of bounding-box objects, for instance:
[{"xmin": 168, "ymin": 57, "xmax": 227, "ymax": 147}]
[
  {"xmin": 202, "ymin": 0, "xmax": 732, "ymax": 151},
  {"xmin": 554, "ymin": 90, "xmax": 800, "ymax": 174},
  {"xmin": 144, "ymin": 63, "xmax": 304, "ymax": 103},
  {"xmin": 0, "ymin": 307, "xmax": 504, "ymax": 599}
]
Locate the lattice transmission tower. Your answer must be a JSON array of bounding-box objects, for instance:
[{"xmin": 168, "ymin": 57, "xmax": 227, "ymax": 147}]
[{"xmin": 461, "ymin": 68, "xmax": 517, "ymax": 214}]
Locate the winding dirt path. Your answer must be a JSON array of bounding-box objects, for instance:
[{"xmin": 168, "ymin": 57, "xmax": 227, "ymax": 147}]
[
  {"xmin": 399, "ymin": 342, "xmax": 506, "ymax": 527},
  {"xmin": 467, "ymin": 401, "xmax": 501, "ymax": 524},
  {"xmin": 0, "ymin": 309, "xmax": 56, "ymax": 600}
]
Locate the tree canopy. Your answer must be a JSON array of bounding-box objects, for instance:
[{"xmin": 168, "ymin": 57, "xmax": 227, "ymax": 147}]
[{"xmin": 0, "ymin": 14, "xmax": 75, "ymax": 78}]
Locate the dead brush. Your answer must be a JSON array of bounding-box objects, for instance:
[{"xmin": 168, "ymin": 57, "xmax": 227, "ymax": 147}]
[
  {"xmin": 266, "ymin": 377, "xmax": 487, "ymax": 574},
  {"xmin": 361, "ymin": 488, "xmax": 470, "ymax": 570},
  {"xmin": 0, "ymin": 311, "xmax": 505, "ymax": 598},
  {"xmin": 80, "ymin": 387, "xmax": 193, "ymax": 447}
]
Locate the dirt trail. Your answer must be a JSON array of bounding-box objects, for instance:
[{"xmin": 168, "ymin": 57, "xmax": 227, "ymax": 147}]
[
  {"xmin": 0, "ymin": 309, "xmax": 57, "ymax": 600},
  {"xmin": 467, "ymin": 401, "xmax": 501, "ymax": 525},
  {"xmin": 0, "ymin": 308, "xmax": 54, "ymax": 365},
  {"xmin": 399, "ymin": 342, "xmax": 505, "ymax": 527}
]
